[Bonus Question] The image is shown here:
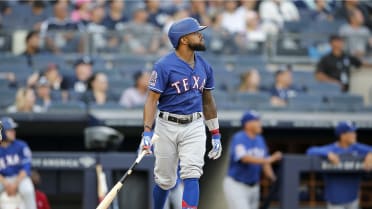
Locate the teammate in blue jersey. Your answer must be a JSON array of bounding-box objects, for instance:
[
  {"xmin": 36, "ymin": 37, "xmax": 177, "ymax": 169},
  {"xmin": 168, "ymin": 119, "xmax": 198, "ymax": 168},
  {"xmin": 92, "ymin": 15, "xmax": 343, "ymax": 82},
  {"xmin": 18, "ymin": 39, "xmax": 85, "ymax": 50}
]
[
  {"xmin": 0, "ymin": 117, "xmax": 37, "ymax": 209},
  {"xmin": 307, "ymin": 121, "xmax": 372, "ymax": 209},
  {"xmin": 224, "ymin": 111, "xmax": 282, "ymax": 209},
  {"xmin": 139, "ymin": 17, "xmax": 222, "ymax": 209}
]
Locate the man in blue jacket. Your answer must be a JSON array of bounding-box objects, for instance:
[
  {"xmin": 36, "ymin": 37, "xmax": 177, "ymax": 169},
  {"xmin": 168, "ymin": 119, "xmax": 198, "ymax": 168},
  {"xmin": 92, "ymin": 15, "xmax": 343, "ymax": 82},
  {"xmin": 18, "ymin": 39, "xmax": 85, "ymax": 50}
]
[{"xmin": 307, "ymin": 121, "xmax": 372, "ymax": 209}]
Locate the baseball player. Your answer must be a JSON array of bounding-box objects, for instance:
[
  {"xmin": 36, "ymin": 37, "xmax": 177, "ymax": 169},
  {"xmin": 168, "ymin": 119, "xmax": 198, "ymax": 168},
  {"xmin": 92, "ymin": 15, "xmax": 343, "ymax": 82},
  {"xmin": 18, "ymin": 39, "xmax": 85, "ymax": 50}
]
[
  {"xmin": 224, "ymin": 111, "xmax": 282, "ymax": 209},
  {"xmin": 307, "ymin": 121, "xmax": 372, "ymax": 209},
  {"xmin": 0, "ymin": 117, "xmax": 37, "ymax": 209},
  {"xmin": 139, "ymin": 17, "xmax": 222, "ymax": 209}
]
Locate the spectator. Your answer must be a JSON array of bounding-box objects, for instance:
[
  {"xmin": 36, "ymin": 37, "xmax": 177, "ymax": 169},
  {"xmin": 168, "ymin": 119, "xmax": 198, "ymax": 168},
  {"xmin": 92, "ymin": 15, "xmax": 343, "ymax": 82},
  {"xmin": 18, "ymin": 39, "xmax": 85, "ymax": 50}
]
[
  {"xmin": 189, "ymin": 0, "xmax": 208, "ymax": 25},
  {"xmin": 203, "ymin": 14, "xmax": 235, "ymax": 54},
  {"xmin": 307, "ymin": 121, "xmax": 372, "ymax": 209},
  {"xmin": 121, "ymin": 5, "xmax": 160, "ymax": 55},
  {"xmin": 86, "ymin": 4, "xmax": 108, "ymax": 51},
  {"xmin": 102, "ymin": 0, "xmax": 128, "ymax": 30},
  {"xmin": 40, "ymin": 0, "xmax": 84, "ymax": 53},
  {"xmin": 25, "ymin": 0, "xmax": 49, "ymax": 30},
  {"xmin": 31, "ymin": 170, "xmax": 51, "ymax": 209},
  {"xmin": 310, "ymin": 0, "xmax": 334, "ymax": 21},
  {"xmin": 335, "ymin": 0, "xmax": 372, "ymax": 30},
  {"xmin": 22, "ymin": 30, "xmax": 42, "ymax": 67},
  {"xmin": 0, "ymin": 117, "xmax": 37, "ymax": 209},
  {"xmin": 71, "ymin": 0, "xmax": 92, "ymax": 23},
  {"xmin": 145, "ymin": 0, "xmax": 170, "ymax": 28},
  {"xmin": 238, "ymin": 69, "xmax": 261, "ymax": 93},
  {"xmin": 315, "ymin": 35, "xmax": 362, "ymax": 92},
  {"xmin": 35, "ymin": 77, "xmax": 56, "ymax": 110},
  {"xmin": 220, "ymin": 0, "xmax": 245, "ymax": 34},
  {"xmin": 236, "ymin": 0, "xmax": 258, "ymax": 17},
  {"xmin": 85, "ymin": 72, "xmax": 115, "ymax": 105},
  {"xmin": 259, "ymin": 0, "xmax": 300, "ymax": 34},
  {"xmin": 61, "ymin": 56, "xmax": 93, "ymax": 94},
  {"xmin": 339, "ymin": 8, "xmax": 372, "ymax": 58},
  {"xmin": 7, "ymin": 87, "xmax": 44, "ymax": 113},
  {"xmin": 235, "ymin": 12, "xmax": 266, "ymax": 53},
  {"xmin": 224, "ymin": 111, "xmax": 282, "ymax": 209},
  {"xmin": 42, "ymin": 63, "xmax": 63, "ymax": 91},
  {"xmin": 119, "ymin": 71, "xmax": 150, "ymax": 108},
  {"xmin": 270, "ymin": 66, "xmax": 298, "ymax": 107}
]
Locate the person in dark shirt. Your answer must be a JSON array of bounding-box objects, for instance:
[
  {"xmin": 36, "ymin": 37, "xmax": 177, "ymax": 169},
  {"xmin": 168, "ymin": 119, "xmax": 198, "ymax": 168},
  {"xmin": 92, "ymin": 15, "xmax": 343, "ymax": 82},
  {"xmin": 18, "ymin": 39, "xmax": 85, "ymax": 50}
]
[
  {"xmin": 145, "ymin": 0, "xmax": 170, "ymax": 28},
  {"xmin": 61, "ymin": 56, "xmax": 93, "ymax": 96},
  {"xmin": 40, "ymin": 1, "xmax": 84, "ymax": 53},
  {"xmin": 315, "ymin": 35, "xmax": 362, "ymax": 92},
  {"xmin": 84, "ymin": 72, "xmax": 116, "ymax": 105},
  {"xmin": 23, "ymin": 31, "xmax": 42, "ymax": 67},
  {"xmin": 102, "ymin": 0, "xmax": 128, "ymax": 30},
  {"xmin": 270, "ymin": 66, "xmax": 299, "ymax": 107}
]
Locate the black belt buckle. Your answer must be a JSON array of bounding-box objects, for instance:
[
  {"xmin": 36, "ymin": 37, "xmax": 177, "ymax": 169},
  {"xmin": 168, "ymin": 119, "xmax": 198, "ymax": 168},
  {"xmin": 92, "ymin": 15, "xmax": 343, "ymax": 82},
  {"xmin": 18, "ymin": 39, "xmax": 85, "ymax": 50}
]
[{"xmin": 159, "ymin": 112, "xmax": 198, "ymax": 124}]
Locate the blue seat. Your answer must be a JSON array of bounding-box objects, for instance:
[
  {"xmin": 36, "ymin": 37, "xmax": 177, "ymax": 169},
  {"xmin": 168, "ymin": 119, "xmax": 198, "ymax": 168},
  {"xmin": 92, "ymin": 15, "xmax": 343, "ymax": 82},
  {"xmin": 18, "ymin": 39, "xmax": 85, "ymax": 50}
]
[
  {"xmin": 288, "ymin": 94, "xmax": 324, "ymax": 111},
  {"xmin": 325, "ymin": 94, "xmax": 364, "ymax": 106},
  {"xmin": 48, "ymin": 101, "xmax": 86, "ymax": 113},
  {"xmin": 233, "ymin": 92, "xmax": 271, "ymax": 108},
  {"xmin": 89, "ymin": 102, "xmax": 123, "ymax": 110},
  {"xmin": 306, "ymin": 82, "xmax": 341, "ymax": 94}
]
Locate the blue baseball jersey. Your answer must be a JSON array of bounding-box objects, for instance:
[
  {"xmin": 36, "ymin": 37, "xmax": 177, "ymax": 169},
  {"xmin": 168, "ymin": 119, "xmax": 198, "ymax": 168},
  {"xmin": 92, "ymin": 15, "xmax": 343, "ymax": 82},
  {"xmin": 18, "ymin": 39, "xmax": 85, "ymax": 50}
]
[
  {"xmin": 0, "ymin": 139, "xmax": 32, "ymax": 177},
  {"xmin": 307, "ymin": 142, "xmax": 372, "ymax": 204},
  {"xmin": 227, "ymin": 131, "xmax": 268, "ymax": 184},
  {"xmin": 148, "ymin": 52, "xmax": 214, "ymax": 115}
]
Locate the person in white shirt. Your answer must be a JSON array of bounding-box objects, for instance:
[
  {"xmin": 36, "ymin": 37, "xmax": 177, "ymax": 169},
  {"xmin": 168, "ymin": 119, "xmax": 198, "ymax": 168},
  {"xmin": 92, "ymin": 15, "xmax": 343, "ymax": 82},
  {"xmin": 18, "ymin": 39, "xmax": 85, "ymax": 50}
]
[
  {"xmin": 259, "ymin": 0, "xmax": 300, "ymax": 34},
  {"xmin": 221, "ymin": 0, "xmax": 246, "ymax": 34},
  {"xmin": 119, "ymin": 71, "xmax": 150, "ymax": 108}
]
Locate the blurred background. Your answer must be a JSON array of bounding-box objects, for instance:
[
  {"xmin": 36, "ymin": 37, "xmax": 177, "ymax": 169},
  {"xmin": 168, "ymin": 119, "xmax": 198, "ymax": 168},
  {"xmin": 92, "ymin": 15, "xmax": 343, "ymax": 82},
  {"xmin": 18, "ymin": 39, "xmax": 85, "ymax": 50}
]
[{"xmin": 0, "ymin": 0, "xmax": 371, "ymax": 209}]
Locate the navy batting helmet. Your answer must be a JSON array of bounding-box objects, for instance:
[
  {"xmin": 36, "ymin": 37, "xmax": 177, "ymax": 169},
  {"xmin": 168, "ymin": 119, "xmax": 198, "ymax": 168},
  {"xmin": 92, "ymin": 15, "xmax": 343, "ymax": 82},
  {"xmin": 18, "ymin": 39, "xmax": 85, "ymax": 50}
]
[{"xmin": 168, "ymin": 17, "xmax": 207, "ymax": 48}]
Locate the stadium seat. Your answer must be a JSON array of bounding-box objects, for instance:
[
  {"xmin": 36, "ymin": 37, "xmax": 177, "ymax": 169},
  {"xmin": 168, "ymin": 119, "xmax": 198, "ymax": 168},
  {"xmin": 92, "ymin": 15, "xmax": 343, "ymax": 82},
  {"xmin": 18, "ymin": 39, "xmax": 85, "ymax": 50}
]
[
  {"xmin": 0, "ymin": 91, "xmax": 15, "ymax": 109},
  {"xmin": 306, "ymin": 82, "xmax": 341, "ymax": 94},
  {"xmin": 89, "ymin": 102, "xmax": 123, "ymax": 110},
  {"xmin": 288, "ymin": 94, "xmax": 324, "ymax": 111},
  {"xmin": 48, "ymin": 101, "xmax": 86, "ymax": 113},
  {"xmin": 325, "ymin": 94, "xmax": 364, "ymax": 106},
  {"xmin": 233, "ymin": 92, "xmax": 271, "ymax": 109}
]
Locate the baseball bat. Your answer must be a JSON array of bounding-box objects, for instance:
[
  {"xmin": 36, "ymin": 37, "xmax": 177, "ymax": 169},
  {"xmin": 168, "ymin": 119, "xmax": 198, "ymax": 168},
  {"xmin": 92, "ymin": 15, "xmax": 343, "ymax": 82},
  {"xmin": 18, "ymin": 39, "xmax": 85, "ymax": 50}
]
[{"xmin": 96, "ymin": 134, "xmax": 159, "ymax": 209}]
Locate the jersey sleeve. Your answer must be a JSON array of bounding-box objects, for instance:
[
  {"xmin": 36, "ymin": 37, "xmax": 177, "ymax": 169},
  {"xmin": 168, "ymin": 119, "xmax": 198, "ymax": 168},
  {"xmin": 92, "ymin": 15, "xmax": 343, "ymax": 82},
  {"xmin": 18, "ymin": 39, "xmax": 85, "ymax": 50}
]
[
  {"xmin": 204, "ymin": 64, "xmax": 214, "ymax": 90},
  {"xmin": 20, "ymin": 143, "xmax": 32, "ymax": 176},
  {"xmin": 354, "ymin": 143, "xmax": 372, "ymax": 157},
  {"xmin": 231, "ymin": 135, "xmax": 246, "ymax": 162},
  {"xmin": 306, "ymin": 144, "xmax": 332, "ymax": 157},
  {"xmin": 148, "ymin": 63, "xmax": 168, "ymax": 93}
]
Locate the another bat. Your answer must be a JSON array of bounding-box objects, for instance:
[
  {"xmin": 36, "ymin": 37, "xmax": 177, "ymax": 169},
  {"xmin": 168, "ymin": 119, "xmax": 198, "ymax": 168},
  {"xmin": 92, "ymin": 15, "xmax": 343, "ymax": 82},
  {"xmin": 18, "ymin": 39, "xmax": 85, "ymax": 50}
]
[
  {"xmin": 96, "ymin": 164, "xmax": 108, "ymax": 202},
  {"xmin": 96, "ymin": 134, "xmax": 159, "ymax": 209}
]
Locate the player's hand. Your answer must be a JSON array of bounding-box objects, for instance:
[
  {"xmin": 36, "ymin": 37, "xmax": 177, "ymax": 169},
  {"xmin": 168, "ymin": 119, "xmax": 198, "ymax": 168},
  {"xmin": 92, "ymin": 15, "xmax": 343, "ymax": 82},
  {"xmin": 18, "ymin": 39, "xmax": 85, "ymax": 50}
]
[
  {"xmin": 139, "ymin": 131, "xmax": 153, "ymax": 155},
  {"xmin": 363, "ymin": 153, "xmax": 372, "ymax": 171},
  {"xmin": 208, "ymin": 133, "xmax": 222, "ymax": 160},
  {"xmin": 268, "ymin": 151, "xmax": 282, "ymax": 163},
  {"xmin": 4, "ymin": 182, "xmax": 17, "ymax": 196},
  {"xmin": 327, "ymin": 152, "xmax": 340, "ymax": 165}
]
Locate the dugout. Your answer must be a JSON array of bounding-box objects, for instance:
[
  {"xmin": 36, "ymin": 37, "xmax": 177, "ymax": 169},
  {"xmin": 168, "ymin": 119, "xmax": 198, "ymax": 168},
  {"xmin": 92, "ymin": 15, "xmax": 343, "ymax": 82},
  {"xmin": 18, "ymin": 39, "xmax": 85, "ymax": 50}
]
[{"xmin": 4, "ymin": 110, "xmax": 372, "ymax": 209}]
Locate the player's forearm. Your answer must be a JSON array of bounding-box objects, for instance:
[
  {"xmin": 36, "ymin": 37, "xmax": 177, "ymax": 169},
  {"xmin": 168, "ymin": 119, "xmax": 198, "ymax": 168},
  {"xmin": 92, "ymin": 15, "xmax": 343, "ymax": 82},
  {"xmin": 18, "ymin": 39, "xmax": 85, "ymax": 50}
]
[
  {"xmin": 240, "ymin": 155, "xmax": 269, "ymax": 165},
  {"xmin": 263, "ymin": 164, "xmax": 276, "ymax": 181},
  {"xmin": 15, "ymin": 170, "xmax": 27, "ymax": 186},
  {"xmin": 143, "ymin": 92, "xmax": 159, "ymax": 132},
  {"xmin": 202, "ymin": 90, "xmax": 217, "ymax": 120}
]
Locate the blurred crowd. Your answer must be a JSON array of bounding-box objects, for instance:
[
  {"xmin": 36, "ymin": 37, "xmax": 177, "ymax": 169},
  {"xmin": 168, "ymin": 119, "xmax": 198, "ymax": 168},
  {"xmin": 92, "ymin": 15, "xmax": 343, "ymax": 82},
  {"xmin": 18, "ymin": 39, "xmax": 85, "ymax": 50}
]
[
  {"xmin": 0, "ymin": 0, "xmax": 371, "ymax": 56},
  {"xmin": 0, "ymin": 0, "xmax": 371, "ymax": 113}
]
